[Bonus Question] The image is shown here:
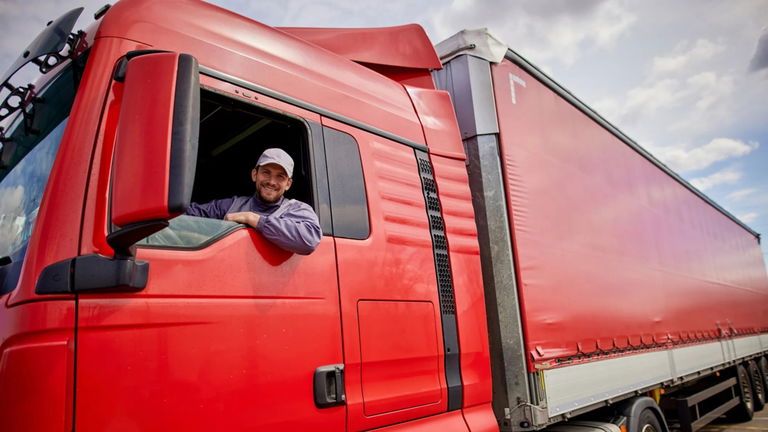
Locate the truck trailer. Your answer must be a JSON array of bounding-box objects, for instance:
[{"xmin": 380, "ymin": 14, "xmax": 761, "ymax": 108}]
[{"xmin": 0, "ymin": 1, "xmax": 766, "ymax": 431}]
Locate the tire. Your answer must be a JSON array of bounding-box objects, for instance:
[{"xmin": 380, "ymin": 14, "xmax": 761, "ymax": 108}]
[
  {"xmin": 726, "ymin": 364, "xmax": 755, "ymax": 422},
  {"xmin": 760, "ymin": 357, "xmax": 768, "ymax": 394},
  {"xmin": 749, "ymin": 360, "xmax": 766, "ymax": 411},
  {"xmin": 637, "ymin": 408, "xmax": 663, "ymax": 432}
]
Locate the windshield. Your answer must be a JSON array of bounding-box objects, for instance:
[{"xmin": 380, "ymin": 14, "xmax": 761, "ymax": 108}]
[{"xmin": 0, "ymin": 62, "xmax": 81, "ymax": 293}]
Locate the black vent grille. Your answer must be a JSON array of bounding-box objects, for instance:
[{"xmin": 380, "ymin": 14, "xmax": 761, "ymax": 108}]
[{"xmin": 415, "ymin": 150, "xmax": 456, "ymax": 316}]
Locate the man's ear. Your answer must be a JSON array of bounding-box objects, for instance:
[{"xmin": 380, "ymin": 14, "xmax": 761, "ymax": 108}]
[
  {"xmin": 251, "ymin": 167, "xmax": 258, "ymax": 182},
  {"xmin": 285, "ymin": 178, "xmax": 293, "ymax": 190}
]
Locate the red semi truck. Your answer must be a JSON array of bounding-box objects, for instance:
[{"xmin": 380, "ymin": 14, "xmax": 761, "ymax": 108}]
[{"xmin": 0, "ymin": 1, "xmax": 766, "ymax": 431}]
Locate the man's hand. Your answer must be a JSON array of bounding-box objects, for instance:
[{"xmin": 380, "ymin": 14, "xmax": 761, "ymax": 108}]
[{"xmin": 224, "ymin": 211, "xmax": 261, "ymax": 228}]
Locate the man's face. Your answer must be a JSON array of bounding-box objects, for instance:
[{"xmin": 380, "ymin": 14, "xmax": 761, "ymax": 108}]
[{"xmin": 252, "ymin": 163, "xmax": 292, "ymax": 203}]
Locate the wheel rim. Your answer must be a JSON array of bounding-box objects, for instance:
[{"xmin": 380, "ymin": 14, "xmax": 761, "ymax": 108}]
[{"xmin": 641, "ymin": 424, "xmax": 658, "ymax": 432}]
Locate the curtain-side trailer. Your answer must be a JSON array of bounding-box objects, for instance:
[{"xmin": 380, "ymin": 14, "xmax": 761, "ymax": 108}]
[{"xmin": 432, "ymin": 29, "xmax": 768, "ymax": 432}]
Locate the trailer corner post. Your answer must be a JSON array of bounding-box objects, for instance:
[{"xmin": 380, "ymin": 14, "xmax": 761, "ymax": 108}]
[{"xmin": 434, "ymin": 54, "xmax": 536, "ymax": 431}]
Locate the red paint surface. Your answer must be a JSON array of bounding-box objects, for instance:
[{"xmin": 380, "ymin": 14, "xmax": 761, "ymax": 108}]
[
  {"xmin": 96, "ymin": 0, "xmax": 426, "ymax": 148},
  {"xmin": 76, "ymin": 232, "xmax": 346, "ymax": 430},
  {"xmin": 279, "ymin": 25, "xmax": 441, "ymax": 69},
  {"xmin": 0, "ymin": 301, "xmax": 75, "ymax": 431},
  {"xmin": 373, "ymin": 410, "xmax": 470, "ymax": 431},
  {"xmin": 407, "ymin": 86, "xmax": 467, "ymax": 159},
  {"xmin": 325, "ymin": 117, "xmax": 450, "ymax": 430},
  {"xmin": 430, "ymin": 155, "xmax": 493, "ymax": 408},
  {"xmin": 358, "ymin": 301, "xmax": 442, "ymax": 416},
  {"xmin": 491, "ymin": 59, "xmax": 768, "ymax": 369},
  {"xmin": 111, "ymin": 53, "xmax": 176, "ymax": 226},
  {"xmin": 462, "ymin": 403, "xmax": 501, "ymax": 432}
]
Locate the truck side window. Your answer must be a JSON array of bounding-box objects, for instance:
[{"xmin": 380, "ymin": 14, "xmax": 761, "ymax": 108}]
[
  {"xmin": 0, "ymin": 64, "xmax": 79, "ymax": 294},
  {"xmin": 140, "ymin": 88, "xmax": 317, "ymax": 249},
  {"xmin": 323, "ymin": 126, "xmax": 369, "ymax": 240}
]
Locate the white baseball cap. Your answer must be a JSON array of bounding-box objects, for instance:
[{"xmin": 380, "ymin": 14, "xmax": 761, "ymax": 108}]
[{"xmin": 256, "ymin": 148, "xmax": 294, "ymax": 178}]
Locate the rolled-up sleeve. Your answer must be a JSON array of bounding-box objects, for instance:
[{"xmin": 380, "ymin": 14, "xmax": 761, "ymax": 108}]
[{"xmin": 256, "ymin": 202, "xmax": 322, "ymax": 255}]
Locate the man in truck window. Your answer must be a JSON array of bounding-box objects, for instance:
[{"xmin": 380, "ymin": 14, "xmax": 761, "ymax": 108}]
[{"xmin": 185, "ymin": 148, "xmax": 321, "ymax": 255}]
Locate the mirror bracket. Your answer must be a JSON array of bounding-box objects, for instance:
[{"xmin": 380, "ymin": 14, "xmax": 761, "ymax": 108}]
[
  {"xmin": 35, "ymin": 253, "xmax": 150, "ymax": 295},
  {"xmin": 107, "ymin": 220, "xmax": 169, "ymax": 258}
]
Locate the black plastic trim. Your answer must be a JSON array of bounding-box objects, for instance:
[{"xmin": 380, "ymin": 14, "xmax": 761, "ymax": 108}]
[
  {"xmin": 414, "ymin": 149, "xmax": 462, "ymax": 411},
  {"xmin": 107, "ymin": 220, "xmax": 169, "ymax": 258},
  {"xmin": 314, "ymin": 364, "xmax": 346, "ymax": 408},
  {"xmin": 0, "ymin": 243, "xmax": 26, "ymax": 295},
  {"xmin": 35, "ymin": 257, "xmax": 73, "ymax": 294},
  {"xmin": 309, "ymin": 121, "xmax": 333, "ymax": 236},
  {"xmin": 73, "ymin": 254, "xmax": 148, "ymax": 292},
  {"xmin": 199, "ymin": 66, "xmax": 429, "ymax": 153},
  {"xmin": 112, "ymin": 50, "xmax": 171, "ymax": 82},
  {"xmin": 167, "ymin": 54, "xmax": 200, "ymax": 215},
  {"xmin": 503, "ymin": 49, "xmax": 760, "ymax": 240},
  {"xmin": 94, "ymin": 4, "xmax": 111, "ymax": 20},
  {"xmin": 35, "ymin": 254, "xmax": 149, "ymax": 294},
  {"xmin": 0, "ymin": 7, "xmax": 84, "ymax": 86}
]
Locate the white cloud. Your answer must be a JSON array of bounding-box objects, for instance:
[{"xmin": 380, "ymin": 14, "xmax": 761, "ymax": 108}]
[
  {"xmin": 690, "ymin": 167, "xmax": 743, "ymax": 191},
  {"xmin": 599, "ymin": 69, "xmax": 737, "ymax": 133},
  {"xmin": 686, "ymin": 71, "xmax": 735, "ymax": 111},
  {"xmin": 621, "ymin": 78, "xmax": 686, "ymax": 120},
  {"xmin": 727, "ymin": 188, "xmax": 757, "ymax": 201},
  {"xmin": 431, "ymin": 0, "xmax": 637, "ymax": 66},
  {"xmin": 649, "ymin": 138, "xmax": 758, "ymax": 172},
  {"xmin": 651, "ymin": 39, "xmax": 726, "ymax": 76},
  {"xmin": 738, "ymin": 212, "xmax": 759, "ymax": 224}
]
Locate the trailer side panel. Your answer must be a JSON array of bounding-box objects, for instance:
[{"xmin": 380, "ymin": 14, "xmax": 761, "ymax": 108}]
[{"xmin": 490, "ymin": 58, "xmax": 768, "ymax": 371}]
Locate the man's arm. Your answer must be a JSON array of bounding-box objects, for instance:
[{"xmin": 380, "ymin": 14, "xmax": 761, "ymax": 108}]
[
  {"xmin": 228, "ymin": 202, "xmax": 321, "ymax": 255},
  {"xmin": 185, "ymin": 197, "xmax": 236, "ymax": 219}
]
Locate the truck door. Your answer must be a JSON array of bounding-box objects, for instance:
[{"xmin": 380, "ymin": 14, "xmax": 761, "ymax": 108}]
[
  {"xmin": 321, "ymin": 118, "xmax": 456, "ymax": 431},
  {"xmin": 74, "ymin": 62, "xmax": 345, "ymax": 430}
]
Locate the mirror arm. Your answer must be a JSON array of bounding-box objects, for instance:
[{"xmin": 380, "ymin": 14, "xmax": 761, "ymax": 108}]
[{"xmin": 106, "ymin": 220, "xmax": 169, "ymax": 259}]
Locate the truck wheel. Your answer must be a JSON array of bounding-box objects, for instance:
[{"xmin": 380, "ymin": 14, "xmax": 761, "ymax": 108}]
[
  {"xmin": 760, "ymin": 357, "xmax": 768, "ymax": 392},
  {"xmin": 750, "ymin": 360, "xmax": 766, "ymax": 411},
  {"xmin": 637, "ymin": 409, "xmax": 663, "ymax": 432},
  {"xmin": 726, "ymin": 364, "xmax": 755, "ymax": 422}
]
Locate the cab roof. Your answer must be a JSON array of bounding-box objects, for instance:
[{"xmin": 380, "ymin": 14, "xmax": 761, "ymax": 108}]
[{"xmin": 96, "ymin": 0, "xmax": 438, "ymax": 146}]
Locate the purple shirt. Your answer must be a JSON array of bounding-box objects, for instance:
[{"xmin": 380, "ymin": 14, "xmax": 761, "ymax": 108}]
[{"xmin": 186, "ymin": 194, "xmax": 321, "ymax": 255}]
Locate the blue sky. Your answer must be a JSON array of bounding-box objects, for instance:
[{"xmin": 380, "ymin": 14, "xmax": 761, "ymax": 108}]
[{"xmin": 1, "ymin": 0, "xmax": 767, "ymax": 269}]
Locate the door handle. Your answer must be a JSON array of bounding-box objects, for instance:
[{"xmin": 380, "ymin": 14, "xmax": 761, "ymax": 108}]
[{"xmin": 314, "ymin": 364, "xmax": 346, "ymax": 408}]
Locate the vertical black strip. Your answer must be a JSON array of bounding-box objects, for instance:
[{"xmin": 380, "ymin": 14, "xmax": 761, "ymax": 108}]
[
  {"xmin": 415, "ymin": 149, "xmax": 462, "ymax": 411},
  {"xmin": 308, "ymin": 121, "xmax": 333, "ymax": 236},
  {"xmin": 168, "ymin": 53, "xmax": 200, "ymax": 214},
  {"xmin": 71, "ymin": 294, "xmax": 79, "ymax": 431}
]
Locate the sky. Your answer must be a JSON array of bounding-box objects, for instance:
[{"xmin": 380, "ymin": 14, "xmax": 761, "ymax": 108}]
[{"xmin": 1, "ymin": 0, "xmax": 767, "ymax": 268}]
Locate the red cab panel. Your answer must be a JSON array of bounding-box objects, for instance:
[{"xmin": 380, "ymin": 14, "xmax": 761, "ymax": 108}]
[
  {"xmin": 75, "ymin": 232, "xmax": 344, "ymax": 430},
  {"xmin": 359, "ymin": 300, "xmax": 442, "ymax": 416}
]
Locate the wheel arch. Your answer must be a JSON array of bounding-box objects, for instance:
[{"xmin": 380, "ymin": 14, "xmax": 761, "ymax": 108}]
[{"xmin": 617, "ymin": 396, "xmax": 669, "ymax": 432}]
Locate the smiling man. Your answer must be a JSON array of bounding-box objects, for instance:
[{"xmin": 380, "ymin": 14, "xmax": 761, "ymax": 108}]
[{"xmin": 185, "ymin": 148, "xmax": 321, "ymax": 255}]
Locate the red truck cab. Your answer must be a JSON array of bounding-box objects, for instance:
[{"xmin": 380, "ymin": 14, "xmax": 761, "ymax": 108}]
[
  {"xmin": 2, "ymin": 2, "xmax": 767, "ymax": 432},
  {"xmin": 0, "ymin": 1, "xmax": 495, "ymax": 430}
]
